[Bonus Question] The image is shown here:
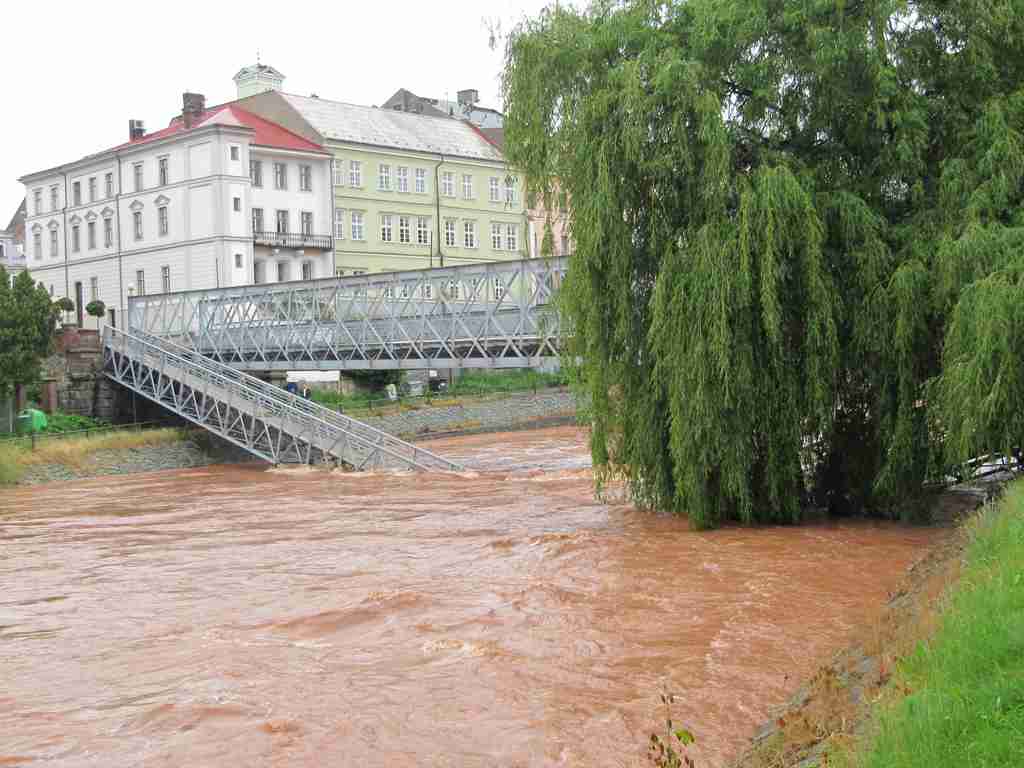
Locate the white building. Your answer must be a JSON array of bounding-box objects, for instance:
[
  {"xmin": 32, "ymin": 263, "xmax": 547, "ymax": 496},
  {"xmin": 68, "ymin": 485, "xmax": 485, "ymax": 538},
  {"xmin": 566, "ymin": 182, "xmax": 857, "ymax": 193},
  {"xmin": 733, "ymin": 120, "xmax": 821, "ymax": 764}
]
[
  {"xmin": 1, "ymin": 200, "xmax": 26, "ymax": 283},
  {"xmin": 19, "ymin": 92, "xmax": 333, "ymax": 329}
]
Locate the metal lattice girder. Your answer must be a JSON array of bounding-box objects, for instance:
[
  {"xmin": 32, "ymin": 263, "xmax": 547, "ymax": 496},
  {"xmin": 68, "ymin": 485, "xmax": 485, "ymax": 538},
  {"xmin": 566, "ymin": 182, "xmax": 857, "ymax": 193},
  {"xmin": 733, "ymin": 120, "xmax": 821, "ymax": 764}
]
[
  {"xmin": 102, "ymin": 327, "xmax": 462, "ymax": 471},
  {"xmin": 127, "ymin": 257, "xmax": 568, "ymax": 371}
]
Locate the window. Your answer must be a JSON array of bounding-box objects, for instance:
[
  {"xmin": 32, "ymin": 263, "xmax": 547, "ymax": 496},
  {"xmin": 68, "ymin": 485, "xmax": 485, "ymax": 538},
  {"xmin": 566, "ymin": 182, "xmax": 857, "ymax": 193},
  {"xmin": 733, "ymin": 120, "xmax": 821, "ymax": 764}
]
[
  {"xmin": 336, "ymin": 268, "xmax": 346, "ymax": 277},
  {"xmin": 90, "ymin": 277, "xmax": 98, "ymax": 302},
  {"xmin": 349, "ymin": 160, "xmax": 362, "ymax": 187},
  {"xmin": 50, "ymin": 186, "xmax": 59, "ymax": 211},
  {"xmin": 351, "ymin": 211, "xmax": 364, "ymax": 240},
  {"xmin": 72, "ymin": 182, "xmax": 81, "ymax": 206},
  {"xmin": 444, "ymin": 220, "xmax": 456, "ymax": 247},
  {"xmin": 400, "ymin": 284, "xmax": 410, "ymax": 299},
  {"xmin": 506, "ymin": 224, "xmax": 518, "ymax": 251},
  {"xmin": 232, "ymin": 197, "xmax": 241, "ymax": 212},
  {"xmin": 334, "ymin": 209, "xmax": 345, "ymax": 239},
  {"xmin": 415, "ymin": 168, "xmax": 427, "ymax": 194},
  {"xmin": 276, "ymin": 210, "xmax": 289, "ymax": 234},
  {"xmin": 441, "ymin": 172, "xmax": 454, "ymax": 197},
  {"xmin": 378, "ymin": 164, "xmax": 391, "ymax": 191},
  {"xmin": 162, "ymin": 266, "xmax": 170, "ymax": 293},
  {"xmin": 133, "ymin": 163, "xmax": 143, "ymax": 192},
  {"xmin": 277, "ymin": 262, "xmax": 288, "ymax": 282},
  {"xmin": 136, "ymin": 270, "xmax": 145, "ymax": 296},
  {"xmin": 398, "ymin": 215, "xmax": 410, "ymax": 244},
  {"xmin": 252, "ymin": 207, "xmax": 264, "ymax": 233},
  {"xmin": 88, "ymin": 177, "xmax": 97, "ymax": 202},
  {"xmin": 416, "ymin": 217, "xmax": 430, "ymax": 245},
  {"xmin": 105, "ymin": 173, "xmax": 114, "ymax": 198},
  {"xmin": 462, "ymin": 174, "xmax": 474, "ymax": 199},
  {"xmin": 301, "ymin": 211, "xmax": 313, "ymax": 236},
  {"xmin": 158, "ymin": 156, "xmax": 169, "ymax": 186},
  {"xmin": 397, "ymin": 166, "xmax": 409, "ymax": 193},
  {"xmin": 383, "ymin": 285, "xmax": 395, "ymax": 299},
  {"xmin": 463, "ymin": 221, "xmax": 477, "ymax": 248},
  {"xmin": 33, "ymin": 232, "xmax": 41, "ymax": 260},
  {"xmin": 299, "ymin": 164, "xmax": 312, "ymax": 191},
  {"xmin": 491, "ymin": 223, "xmax": 503, "ymax": 250},
  {"xmin": 33, "ymin": 189, "xmax": 42, "ymax": 214},
  {"xmin": 158, "ymin": 206, "xmax": 169, "ymax": 236},
  {"xmin": 333, "ymin": 159, "xmax": 345, "ymax": 186},
  {"xmin": 104, "ymin": 217, "xmax": 113, "ymax": 248},
  {"xmin": 493, "ymin": 277, "xmax": 505, "ymax": 300},
  {"xmin": 230, "ymin": 146, "xmax": 239, "ymax": 161},
  {"xmin": 489, "ymin": 177, "xmax": 500, "ymax": 202},
  {"xmin": 50, "ymin": 228, "xmax": 58, "ymax": 257},
  {"xmin": 505, "ymin": 177, "xmax": 516, "ymax": 204},
  {"xmin": 87, "ymin": 221, "xmax": 96, "ymax": 250},
  {"xmin": 380, "ymin": 214, "xmax": 393, "ymax": 242},
  {"xmin": 72, "ymin": 225, "xmax": 80, "ymax": 252},
  {"xmin": 422, "ymin": 283, "xmax": 433, "ymax": 299},
  {"xmin": 301, "ymin": 262, "xmax": 313, "ymax": 281},
  {"xmin": 254, "ymin": 261, "xmax": 265, "ymax": 284},
  {"xmin": 234, "ymin": 253, "xmax": 243, "ymax": 269},
  {"xmin": 274, "ymin": 162, "xmax": 287, "ymax": 190},
  {"xmin": 133, "ymin": 211, "xmax": 143, "ymax": 240},
  {"xmin": 447, "ymin": 280, "xmax": 461, "ymax": 299},
  {"xmin": 250, "ymin": 159, "xmax": 263, "ymax": 187}
]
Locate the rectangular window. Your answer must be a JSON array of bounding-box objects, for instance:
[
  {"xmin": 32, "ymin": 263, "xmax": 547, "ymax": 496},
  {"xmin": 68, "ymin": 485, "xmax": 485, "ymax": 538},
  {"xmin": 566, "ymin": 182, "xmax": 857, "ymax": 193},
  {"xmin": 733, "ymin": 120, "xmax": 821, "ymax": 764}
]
[
  {"xmin": 90, "ymin": 276, "xmax": 98, "ymax": 302},
  {"xmin": 230, "ymin": 146, "xmax": 239, "ymax": 161},
  {"xmin": 380, "ymin": 214, "xmax": 393, "ymax": 242},
  {"xmin": 416, "ymin": 217, "xmax": 430, "ymax": 245},
  {"xmin": 462, "ymin": 174, "xmax": 474, "ymax": 200},
  {"xmin": 506, "ymin": 224, "xmax": 518, "ymax": 251},
  {"xmin": 301, "ymin": 262, "xmax": 313, "ymax": 281},
  {"xmin": 133, "ymin": 163, "xmax": 143, "ymax": 192},
  {"xmin": 398, "ymin": 215, "xmax": 410, "ymax": 244},
  {"xmin": 378, "ymin": 164, "xmax": 391, "ymax": 191},
  {"xmin": 301, "ymin": 211, "xmax": 313, "ymax": 236},
  {"xmin": 88, "ymin": 177, "xmax": 97, "ymax": 202},
  {"xmin": 250, "ymin": 159, "xmax": 263, "ymax": 187},
  {"xmin": 232, "ymin": 197, "xmax": 241, "ymax": 212},
  {"xmin": 33, "ymin": 232, "xmax": 41, "ymax": 260},
  {"xmin": 351, "ymin": 211, "xmax": 364, "ymax": 240},
  {"xmin": 491, "ymin": 222, "xmax": 503, "ymax": 250},
  {"xmin": 415, "ymin": 168, "xmax": 427, "ymax": 194},
  {"xmin": 444, "ymin": 220, "xmax": 456, "ymax": 247},
  {"xmin": 422, "ymin": 283, "xmax": 432, "ymax": 300},
  {"xmin": 252, "ymin": 207, "xmax": 264, "ymax": 233},
  {"xmin": 158, "ymin": 156, "xmax": 169, "ymax": 186},
  {"xmin": 299, "ymin": 165, "xmax": 312, "ymax": 191},
  {"xmin": 254, "ymin": 261, "xmax": 265, "ymax": 284},
  {"xmin": 441, "ymin": 172, "xmax": 454, "ymax": 197},
  {"xmin": 463, "ymin": 221, "xmax": 477, "ymax": 248},
  {"xmin": 50, "ymin": 185, "xmax": 59, "ymax": 211},
  {"xmin": 277, "ymin": 262, "xmax": 288, "ymax": 283},
  {"xmin": 333, "ymin": 159, "xmax": 345, "ymax": 186},
  {"xmin": 72, "ymin": 182, "xmax": 81, "ymax": 206},
  {"xmin": 349, "ymin": 160, "xmax": 362, "ymax": 187},
  {"xmin": 50, "ymin": 228, "xmax": 58, "ymax": 257},
  {"xmin": 33, "ymin": 188, "xmax": 42, "ymax": 214},
  {"xmin": 274, "ymin": 162, "xmax": 287, "ymax": 190},
  {"xmin": 505, "ymin": 177, "xmax": 516, "ymax": 204},
  {"xmin": 447, "ymin": 280, "xmax": 461, "ymax": 300},
  {"xmin": 72, "ymin": 225, "xmax": 80, "ymax": 252},
  {"xmin": 87, "ymin": 221, "xmax": 96, "ymax": 250},
  {"xmin": 383, "ymin": 285, "xmax": 395, "ymax": 300},
  {"xmin": 105, "ymin": 173, "xmax": 113, "ymax": 198},
  {"xmin": 136, "ymin": 270, "xmax": 145, "ymax": 296},
  {"xmin": 235, "ymin": 253, "xmax": 243, "ymax": 269},
  {"xmin": 334, "ymin": 209, "xmax": 345, "ymax": 238},
  {"xmin": 133, "ymin": 211, "xmax": 143, "ymax": 240},
  {"xmin": 397, "ymin": 166, "xmax": 409, "ymax": 193},
  {"xmin": 162, "ymin": 266, "xmax": 170, "ymax": 293},
  {"xmin": 104, "ymin": 218, "xmax": 113, "ymax": 248},
  {"xmin": 158, "ymin": 206, "xmax": 169, "ymax": 236},
  {"xmin": 493, "ymin": 277, "xmax": 505, "ymax": 300},
  {"xmin": 489, "ymin": 177, "xmax": 500, "ymax": 202},
  {"xmin": 276, "ymin": 210, "xmax": 289, "ymax": 234}
]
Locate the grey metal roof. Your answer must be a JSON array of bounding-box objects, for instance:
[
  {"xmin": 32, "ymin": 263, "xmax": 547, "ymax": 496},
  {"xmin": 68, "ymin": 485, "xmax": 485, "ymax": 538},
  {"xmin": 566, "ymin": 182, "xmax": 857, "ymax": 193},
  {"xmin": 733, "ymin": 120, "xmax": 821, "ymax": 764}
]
[{"xmin": 280, "ymin": 93, "xmax": 505, "ymax": 162}]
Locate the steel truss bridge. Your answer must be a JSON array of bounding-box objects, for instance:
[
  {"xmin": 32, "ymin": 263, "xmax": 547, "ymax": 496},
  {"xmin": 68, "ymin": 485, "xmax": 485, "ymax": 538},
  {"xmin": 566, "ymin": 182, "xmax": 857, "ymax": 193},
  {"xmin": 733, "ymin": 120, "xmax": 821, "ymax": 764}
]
[{"xmin": 103, "ymin": 257, "xmax": 569, "ymax": 470}]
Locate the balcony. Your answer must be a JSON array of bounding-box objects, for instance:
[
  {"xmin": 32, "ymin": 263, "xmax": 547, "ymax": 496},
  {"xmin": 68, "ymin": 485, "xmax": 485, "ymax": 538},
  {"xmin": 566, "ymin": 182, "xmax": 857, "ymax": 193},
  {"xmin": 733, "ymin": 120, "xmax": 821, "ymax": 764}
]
[{"xmin": 253, "ymin": 231, "xmax": 333, "ymax": 250}]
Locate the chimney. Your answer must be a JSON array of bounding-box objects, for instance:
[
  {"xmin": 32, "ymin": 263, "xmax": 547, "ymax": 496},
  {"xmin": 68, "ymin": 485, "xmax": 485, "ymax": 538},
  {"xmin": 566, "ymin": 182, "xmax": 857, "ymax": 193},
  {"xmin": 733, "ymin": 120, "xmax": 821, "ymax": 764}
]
[
  {"xmin": 182, "ymin": 92, "xmax": 206, "ymax": 129},
  {"xmin": 128, "ymin": 119, "xmax": 146, "ymax": 141}
]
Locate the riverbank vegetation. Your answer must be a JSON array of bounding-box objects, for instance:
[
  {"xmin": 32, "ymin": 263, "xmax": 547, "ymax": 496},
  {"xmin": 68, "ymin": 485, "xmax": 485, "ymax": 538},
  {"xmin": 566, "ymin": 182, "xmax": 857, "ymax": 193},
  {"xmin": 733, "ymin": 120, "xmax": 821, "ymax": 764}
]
[{"xmin": 503, "ymin": 0, "xmax": 1024, "ymax": 528}]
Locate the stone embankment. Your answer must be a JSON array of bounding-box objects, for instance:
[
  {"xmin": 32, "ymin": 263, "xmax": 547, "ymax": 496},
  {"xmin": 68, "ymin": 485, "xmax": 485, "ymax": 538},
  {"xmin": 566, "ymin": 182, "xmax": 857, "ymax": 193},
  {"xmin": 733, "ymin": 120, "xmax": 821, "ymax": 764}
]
[{"xmin": 16, "ymin": 442, "xmax": 217, "ymax": 485}]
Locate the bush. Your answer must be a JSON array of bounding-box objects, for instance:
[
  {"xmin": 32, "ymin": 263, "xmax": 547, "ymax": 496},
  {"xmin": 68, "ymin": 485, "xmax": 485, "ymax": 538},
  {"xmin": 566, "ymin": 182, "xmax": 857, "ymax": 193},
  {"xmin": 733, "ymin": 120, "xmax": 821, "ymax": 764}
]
[
  {"xmin": 42, "ymin": 412, "xmax": 108, "ymax": 434},
  {"xmin": 85, "ymin": 300, "xmax": 106, "ymax": 318},
  {"xmin": 53, "ymin": 297, "xmax": 75, "ymax": 315}
]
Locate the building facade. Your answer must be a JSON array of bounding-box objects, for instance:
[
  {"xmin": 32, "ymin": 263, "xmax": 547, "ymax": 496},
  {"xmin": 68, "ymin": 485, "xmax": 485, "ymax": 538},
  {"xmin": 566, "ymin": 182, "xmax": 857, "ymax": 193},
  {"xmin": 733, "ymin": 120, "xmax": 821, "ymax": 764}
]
[
  {"xmin": 19, "ymin": 93, "xmax": 333, "ymax": 329},
  {"xmin": 1, "ymin": 199, "xmax": 26, "ymax": 281}
]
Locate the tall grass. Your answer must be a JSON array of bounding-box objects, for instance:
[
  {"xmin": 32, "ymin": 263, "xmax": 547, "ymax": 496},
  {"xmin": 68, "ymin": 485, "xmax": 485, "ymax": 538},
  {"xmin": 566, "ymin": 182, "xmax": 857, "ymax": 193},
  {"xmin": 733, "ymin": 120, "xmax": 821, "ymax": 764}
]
[{"xmin": 850, "ymin": 482, "xmax": 1024, "ymax": 767}]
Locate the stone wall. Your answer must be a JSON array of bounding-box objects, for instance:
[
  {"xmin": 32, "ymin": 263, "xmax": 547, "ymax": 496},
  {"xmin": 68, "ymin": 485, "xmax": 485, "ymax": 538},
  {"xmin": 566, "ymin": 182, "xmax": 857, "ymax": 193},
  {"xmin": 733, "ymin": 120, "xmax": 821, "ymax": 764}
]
[{"xmin": 40, "ymin": 326, "xmax": 117, "ymax": 420}]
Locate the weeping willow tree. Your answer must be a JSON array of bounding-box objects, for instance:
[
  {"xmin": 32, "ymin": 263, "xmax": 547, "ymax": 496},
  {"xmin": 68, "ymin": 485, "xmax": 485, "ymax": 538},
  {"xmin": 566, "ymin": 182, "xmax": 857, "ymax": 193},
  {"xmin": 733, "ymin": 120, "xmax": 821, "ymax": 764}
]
[{"xmin": 502, "ymin": 0, "xmax": 1024, "ymax": 527}]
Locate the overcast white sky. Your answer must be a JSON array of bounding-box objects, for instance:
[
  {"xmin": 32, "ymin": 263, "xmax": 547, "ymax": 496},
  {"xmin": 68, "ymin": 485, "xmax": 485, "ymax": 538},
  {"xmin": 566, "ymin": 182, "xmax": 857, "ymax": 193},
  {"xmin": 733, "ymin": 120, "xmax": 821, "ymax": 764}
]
[{"xmin": 0, "ymin": 0, "xmax": 554, "ymax": 223}]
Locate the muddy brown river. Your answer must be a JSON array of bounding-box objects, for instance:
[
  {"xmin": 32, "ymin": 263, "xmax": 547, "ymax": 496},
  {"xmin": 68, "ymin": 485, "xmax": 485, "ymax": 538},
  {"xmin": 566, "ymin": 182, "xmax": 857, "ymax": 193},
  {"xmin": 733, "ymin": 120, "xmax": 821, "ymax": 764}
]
[{"xmin": 0, "ymin": 426, "xmax": 940, "ymax": 767}]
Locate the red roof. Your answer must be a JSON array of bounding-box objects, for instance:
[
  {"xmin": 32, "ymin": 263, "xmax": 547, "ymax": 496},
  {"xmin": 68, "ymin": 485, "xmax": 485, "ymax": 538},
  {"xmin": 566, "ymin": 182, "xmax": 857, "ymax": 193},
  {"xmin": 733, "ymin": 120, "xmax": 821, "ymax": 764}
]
[{"xmin": 113, "ymin": 104, "xmax": 325, "ymax": 154}]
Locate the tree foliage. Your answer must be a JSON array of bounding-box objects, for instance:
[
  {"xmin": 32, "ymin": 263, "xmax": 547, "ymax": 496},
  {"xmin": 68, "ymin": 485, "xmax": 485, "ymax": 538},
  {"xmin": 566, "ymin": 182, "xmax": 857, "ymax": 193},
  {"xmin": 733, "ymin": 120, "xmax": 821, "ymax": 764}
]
[
  {"xmin": 0, "ymin": 268, "xmax": 57, "ymax": 396},
  {"xmin": 502, "ymin": 0, "xmax": 1024, "ymax": 527}
]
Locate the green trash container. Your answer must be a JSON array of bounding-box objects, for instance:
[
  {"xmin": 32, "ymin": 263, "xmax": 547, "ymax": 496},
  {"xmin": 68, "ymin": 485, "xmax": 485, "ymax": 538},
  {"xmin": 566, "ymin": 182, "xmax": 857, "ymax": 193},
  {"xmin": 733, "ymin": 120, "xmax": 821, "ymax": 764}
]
[{"xmin": 15, "ymin": 409, "xmax": 47, "ymax": 435}]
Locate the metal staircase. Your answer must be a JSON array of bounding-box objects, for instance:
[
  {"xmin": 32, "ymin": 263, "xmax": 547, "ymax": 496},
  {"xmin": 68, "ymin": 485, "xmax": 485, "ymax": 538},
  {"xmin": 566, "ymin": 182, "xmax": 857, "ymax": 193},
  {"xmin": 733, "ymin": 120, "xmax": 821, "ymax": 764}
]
[{"xmin": 102, "ymin": 327, "xmax": 462, "ymax": 471}]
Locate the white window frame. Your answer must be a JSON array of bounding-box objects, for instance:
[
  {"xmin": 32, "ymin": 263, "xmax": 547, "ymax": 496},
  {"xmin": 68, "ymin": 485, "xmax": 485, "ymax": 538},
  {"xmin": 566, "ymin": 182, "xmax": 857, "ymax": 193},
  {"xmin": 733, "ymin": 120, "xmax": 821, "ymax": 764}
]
[
  {"xmin": 161, "ymin": 266, "xmax": 170, "ymax": 293},
  {"xmin": 158, "ymin": 205, "xmax": 169, "ymax": 236},
  {"xmin": 444, "ymin": 220, "xmax": 456, "ymax": 247},
  {"xmin": 378, "ymin": 164, "xmax": 391, "ymax": 191},
  {"xmin": 133, "ymin": 163, "xmax": 143, "ymax": 193},
  {"xmin": 415, "ymin": 168, "xmax": 427, "ymax": 194},
  {"xmin": 136, "ymin": 269, "xmax": 146, "ymax": 296},
  {"xmin": 489, "ymin": 177, "xmax": 500, "ymax": 202},
  {"xmin": 463, "ymin": 220, "xmax": 477, "ymax": 249},
  {"xmin": 87, "ymin": 221, "xmax": 96, "ymax": 250},
  {"xmin": 506, "ymin": 223, "xmax": 518, "ymax": 251},
  {"xmin": 333, "ymin": 159, "xmax": 346, "ymax": 186},
  {"xmin": 276, "ymin": 209, "xmax": 289, "ymax": 234},
  {"xmin": 158, "ymin": 156, "xmax": 169, "ymax": 186},
  {"xmin": 380, "ymin": 214, "xmax": 393, "ymax": 242},
  {"xmin": 88, "ymin": 177, "xmax": 97, "ymax": 202},
  {"xmin": 33, "ymin": 188, "xmax": 42, "ymax": 214},
  {"xmin": 462, "ymin": 174, "xmax": 474, "ymax": 200},
  {"xmin": 103, "ymin": 217, "xmax": 113, "ymax": 248},
  {"xmin": 230, "ymin": 145, "xmax": 239, "ymax": 161},
  {"xmin": 274, "ymin": 162, "xmax": 287, "ymax": 190},
  {"xmin": 349, "ymin": 160, "xmax": 362, "ymax": 187},
  {"xmin": 72, "ymin": 181, "xmax": 81, "ymax": 207},
  {"xmin": 334, "ymin": 208, "xmax": 345, "ymax": 239},
  {"xmin": 71, "ymin": 224, "xmax": 80, "ymax": 253},
  {"xmin": 491, "ymin": 222, "xmax": 503, "ymax": 250},
  {"xmin": 104, "ymin": 173, "xmax": 114, "ymax": 198},
  {"xmin": 441, "ymin": 172, "xmax": 454, "ymax": 197},
  {"xmin": 50, "ymin": 185, "xmax": 59, "ymax": 211},
  {"xmin": 301, "ymin": 261, "xmax": 313, "ymax": 281},
  {"xmin": 33, "ymin": 231, "xmax": 42, "ymax": 260},
  {"xmin": 398, "ymin": 215, "xmax": 410, "ymax": 244},
  {"xmin": 422, "ymin": 283, "xmax": 433, "ymax": 299},
  {"xmin": 299, "ymin": 164, "xmax": 312, "ymax": 192},
  {"xmin": 251, "ymin": 159, "xmax": 263, "ymax": 188},
  {"xmin": 493, "ymin": 277, "xmax": 505, "ymax": 301},
  {"xmin": 252, "ymin": 207, "xmax": 264, "ymax": 233},
  {"xmin": 301, "ymin": 211, "xmax": 314, "ymax": 236},
  {"xmin": 133, "ymin": 211, "xmax": 143, "ymax": 240},
  {"xmin": 90, "ymin": 276, "xmax": 99, "ymax": 302},
  {"xmin": 504, "ymin": 177, "xmax": 516, "ymax": 204},
  {"xmin": 416, "ymin": 217, "xmax": 430, "ymax": 245},
  {"xmin": 351, "ymin": 211, "xmax": 365, "ymax": 240},
  {"xmin": 397, "ymin": 166, "xmax": 409, "ymax": 193},
  {"xmin": 49, "ymin": 227, "xmax": 58, "ymax": 257}
]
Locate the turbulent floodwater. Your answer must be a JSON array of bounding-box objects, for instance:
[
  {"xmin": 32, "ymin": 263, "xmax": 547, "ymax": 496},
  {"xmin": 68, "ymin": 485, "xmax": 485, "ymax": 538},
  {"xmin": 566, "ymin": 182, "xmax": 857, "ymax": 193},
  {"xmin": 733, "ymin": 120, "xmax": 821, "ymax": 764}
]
[{"xmin": 0, "ymin": 426, "xmax": 940, "ymax": 767}]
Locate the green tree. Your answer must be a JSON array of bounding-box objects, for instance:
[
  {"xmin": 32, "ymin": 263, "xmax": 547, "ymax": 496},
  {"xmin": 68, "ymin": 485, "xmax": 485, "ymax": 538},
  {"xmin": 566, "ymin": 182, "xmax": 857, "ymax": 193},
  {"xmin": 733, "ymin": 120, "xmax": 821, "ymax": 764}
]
[
  {"xmin": 502, "ymin": 0, "xmax": 1024, "ymax": 527},
  {"xmin": 0, "ymin": 268, "xmax": 58, "ymax": 405}
]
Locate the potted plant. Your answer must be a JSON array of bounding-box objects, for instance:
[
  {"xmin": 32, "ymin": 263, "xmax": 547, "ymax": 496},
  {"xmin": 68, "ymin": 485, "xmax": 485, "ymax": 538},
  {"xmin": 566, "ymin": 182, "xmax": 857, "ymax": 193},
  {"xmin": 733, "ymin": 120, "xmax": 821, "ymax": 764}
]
[
  {"xmin": 53, "ymin": 297, "xmax": 76, "ymax": 327},
  {"xmin": 86, "ymin": 300, "xmax": 106, "ymax": 331}
]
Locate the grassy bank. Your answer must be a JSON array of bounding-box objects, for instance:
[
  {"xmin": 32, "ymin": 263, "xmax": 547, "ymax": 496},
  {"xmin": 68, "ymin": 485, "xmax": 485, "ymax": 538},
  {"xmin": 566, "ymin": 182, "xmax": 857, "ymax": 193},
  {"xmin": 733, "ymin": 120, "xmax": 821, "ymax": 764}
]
[
  {"xmin": 843, "ymin": 482, "xmax": 1024, "ymax": 767},
  {"xmin": 0, "ymin": 428, "xmax": 186, "ymax": 485}
]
